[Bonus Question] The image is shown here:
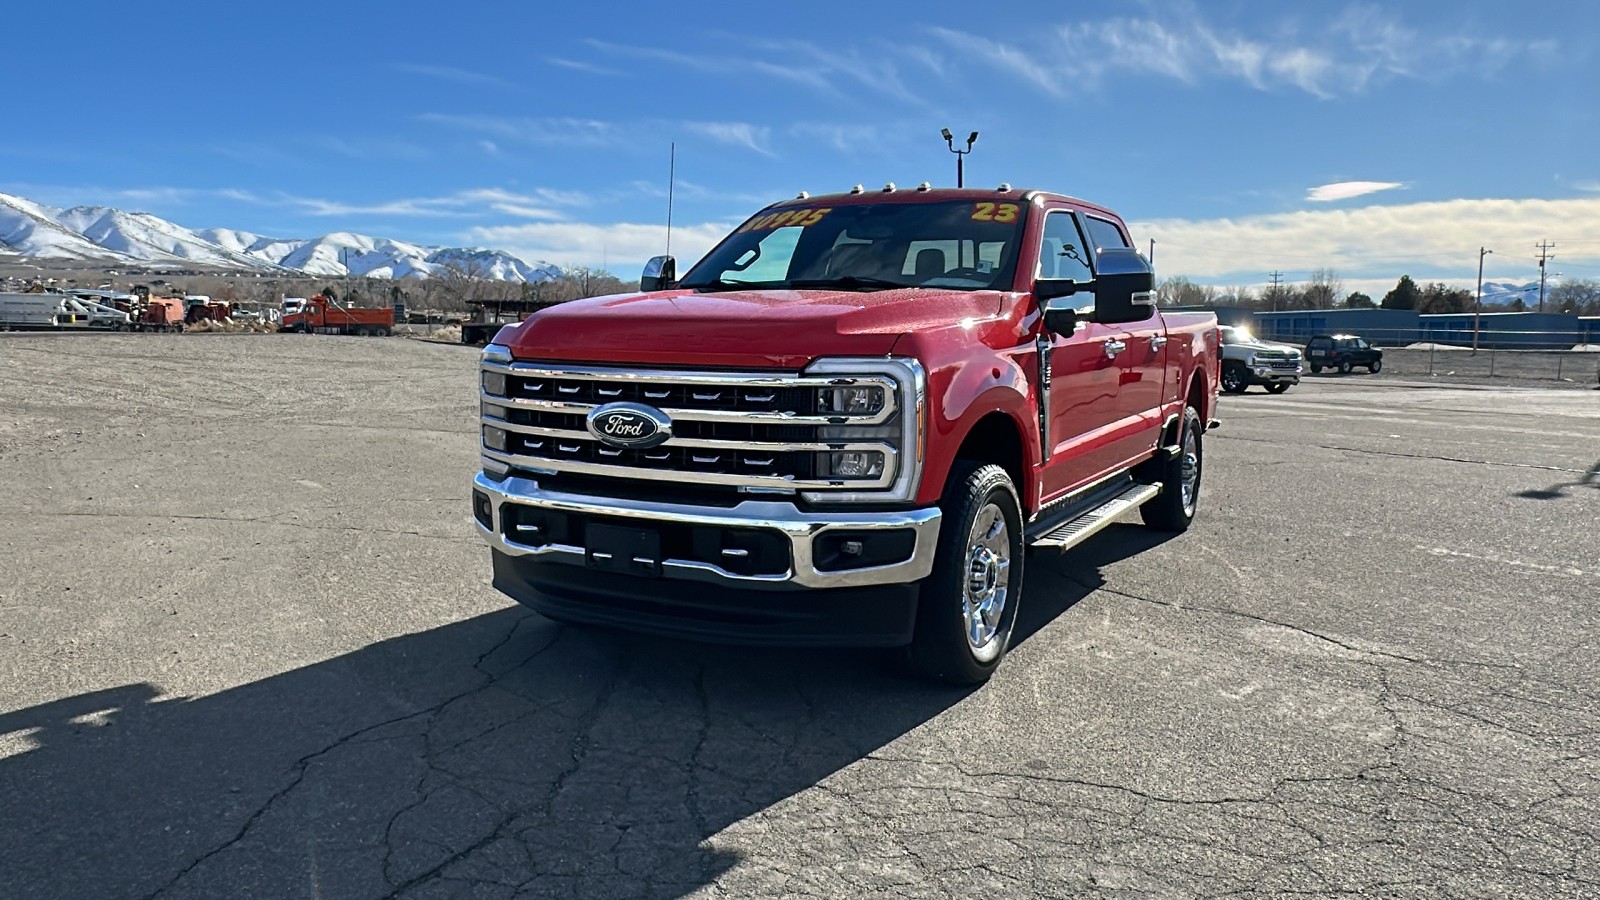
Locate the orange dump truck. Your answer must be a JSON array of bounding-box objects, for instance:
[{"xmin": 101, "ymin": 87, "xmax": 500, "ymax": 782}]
[
  {"xmin": 137, "ymin": 298, "xmax": 186, "ymax": 332},
  {"xmin": 280, "ymin": 293, "xmax": 394, "ymax": 336}
]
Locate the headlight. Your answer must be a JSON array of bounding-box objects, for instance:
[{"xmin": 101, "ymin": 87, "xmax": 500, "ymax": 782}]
[
  {"xmin": 802, "ymin": 358, "xmax": 926, "ymax": 504},
  {"xmin": 1245, "ymin": 353, "xmax": 1258, "ymax": 366},
  {"xmin": 481, "ymin": 343, "xmax": 512, "ymax": 364},
  {"xmin": 818, "ymin": 385, "xmax": 885, "ymax": 416},
  {"xmin": 826, "ymin": 450, "xmax": 886, "ymax": 479}
]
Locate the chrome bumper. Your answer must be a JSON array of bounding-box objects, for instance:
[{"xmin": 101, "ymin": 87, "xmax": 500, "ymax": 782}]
[{"xmin": 473, "ymin": 472, "xmax": 942, "ymax": 590}]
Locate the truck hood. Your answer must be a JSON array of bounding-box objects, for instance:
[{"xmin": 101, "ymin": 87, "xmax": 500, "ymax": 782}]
[
  {"xmin": 500, "ymin": 287, "xmax": 1006, "ymax": 369},
  {"xmin": 1228, "ymin": 339, "xmax": 1301, "ymax": 356}
]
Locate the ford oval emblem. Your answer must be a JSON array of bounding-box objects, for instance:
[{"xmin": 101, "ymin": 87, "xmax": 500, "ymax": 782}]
[{"xmin": 586, "ymin": 402, "xmax": 672, "ymax": 450}]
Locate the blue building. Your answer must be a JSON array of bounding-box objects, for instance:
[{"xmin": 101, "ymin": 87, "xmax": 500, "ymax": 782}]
[
  {"xmin": 1417, "ymin": 312, "xmax": 1584, "ymax": 350},
  {"xmin": 1249, "ymin": 309, "xmax": 1420, "ymax": 346}
]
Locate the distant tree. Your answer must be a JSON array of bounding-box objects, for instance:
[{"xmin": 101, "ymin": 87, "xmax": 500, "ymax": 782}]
[
  {"xmin": 1549, "ymin": 278, "xmax": 1600, "ymax": 315},
  {"xmin": 1344, "ymin": 291, "xmax": 1376, "ymax": 308},
  {"xmin": 1154, "ymin": 276, "xmax": 1216, "ymax": 307},
  {"xmin": 1381, "ymin": 275, "xmax": 1421, "ymax": 310},
  {"xmin": 1418, "ymin": 282, "xmax": 1473, "ymax": 314},
  {"xmin": 1302, "ymin": 268, "xmax": 1343, "ymax": 310}
]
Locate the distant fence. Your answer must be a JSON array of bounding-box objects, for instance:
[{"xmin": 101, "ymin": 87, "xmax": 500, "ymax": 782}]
[{"xmin": 1248, "ymin": 327, "xmax": 1600, "ymax": 385}]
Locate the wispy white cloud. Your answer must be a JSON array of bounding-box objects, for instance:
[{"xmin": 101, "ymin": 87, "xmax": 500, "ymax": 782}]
[
  {"xmin": 418, "ymin": 114, "xmax": 624, "ymax": 148},
  {"xmin": 394, "ymin": 63, "xmax": 516, "ymax": 90},
  {"xmin": 681, "ymin": 122, "xmax": 773, "ymax": 156},
  {"xmin": 931, "ymin": 7, "xmax": 1557, "ymax": 99},
  {"xmin": 266, "ymin": 187, "xmax": 580, "ymax": 219},
  {"xmin": 1131, "ymin": 196, "xmax": 1600, "ymax": 285},
  {"xmin": 1307, "ymin": 181, "xmax": 1405, "ymax": 202},
  {"xmin": 467, "ymin": 221, "xmax": 734, "ymax": 270},
  {"xmin": 1574, "ymin": 181, "xmax": 1600, "ymax": 193},
  {"xmin": 585, "ymin": 36, "xmax": 926, "ymax": 102},
  {"xmin": 546, "ymin": 57, "xmax": 623, "ymax": 77},
  {"xmin": 316, "ymin": 137, "xmax": 431, "ymax": 161},
  {"xmin": 585, "ymin": 39, "xmax": 833, "ymax": 93}
]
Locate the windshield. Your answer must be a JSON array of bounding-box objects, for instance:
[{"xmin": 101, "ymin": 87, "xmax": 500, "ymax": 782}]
[
  {"xmin": 1219, "ymin": 326, "xmax": 1256, "ymax": 345},
  {"xmin": 680, "ymin": 199, "xmax": 1027, "ymax": 292}
]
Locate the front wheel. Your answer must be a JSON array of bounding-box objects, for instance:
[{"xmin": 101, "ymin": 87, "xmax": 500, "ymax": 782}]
[
  {"xmin": 1265, "ymin": 382, "xmax": 1290, "ymax": 394},
  {"xmin": 1141, "ymin": 406, "xmax": 1203, "ymax": 532},
  {"xmin": 1221, "ymin": 363, "xmax": 1248, "ymax": 394},
  {"xmin": 909, "ymin": 462, "xmax": 1025, "ymax": 685},
  {"xmin": 1369, "ymin": 359, "xmax": 1382, "ymax": 373},
  {"xmin": 1338, "ymin": 360, "xmax": 1353, "ymax": 374}
]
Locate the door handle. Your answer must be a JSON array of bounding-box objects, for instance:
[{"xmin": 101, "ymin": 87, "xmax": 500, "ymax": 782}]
[
  {"xmin": 1149, "ymin": 336, "xmax": 1168, "ymax": 351},
  {"xmin": 1103, "ymin": 339, "xmax": 1127, "ymax": 359}
]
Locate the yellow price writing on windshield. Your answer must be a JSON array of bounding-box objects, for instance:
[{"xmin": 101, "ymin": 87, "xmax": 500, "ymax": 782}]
[
  {"xmin": 736, "ymin": 207, "xmax": 833, "ymax": 233},
  {"xmin": 971, "ymin": 202, "xmax": 1019, "ymax": 223}
]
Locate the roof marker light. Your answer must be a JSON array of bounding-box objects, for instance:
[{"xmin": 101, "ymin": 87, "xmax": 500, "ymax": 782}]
[
  {"xmin": 997, "ymin": 183, "xmax": 1012, "ymax": 191},
  {"xmin": 850, "ymin": 184, "xmax": 865, "ymax": 194},
  {"xmin": 882, "ymin": 182, "xmax": 896, "ymax": 192},
  {"xmin": 796, "ymin": 190, "xmax": 809, "ymax": 199},
  {"xmin": 916, "ymin": 182, "xmax": 932, "ymax": 191}
]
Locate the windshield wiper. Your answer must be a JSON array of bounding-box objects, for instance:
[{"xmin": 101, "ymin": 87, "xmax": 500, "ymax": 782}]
[
  {"xmin": 787, "ymin": 276, "xmax": 914, "ymax": 292},
  {"xmin": 687, "ymin": 279, "xmax": 768, "ymax": 293}
]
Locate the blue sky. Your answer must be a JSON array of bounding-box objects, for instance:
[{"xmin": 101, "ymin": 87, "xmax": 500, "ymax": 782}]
[{"xmin": 6, "ymin": 0, "xmax": 1598, "ymax": 296}]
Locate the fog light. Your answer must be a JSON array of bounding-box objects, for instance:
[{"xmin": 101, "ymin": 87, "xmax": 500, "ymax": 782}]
[
  {"xmin": 482, "ymin": 371, "xmax": 507, "ymax": 397},
  {"xmin": 483, "ymin": 425, "xmax": 508, "ymax": 452},
  {"xmin": 828, "ymin": 451, "xmax": 885, "ymax": 479},
  {"xmin": 818, "ymin": 386, "xmax": 884, "ymax": 416}
]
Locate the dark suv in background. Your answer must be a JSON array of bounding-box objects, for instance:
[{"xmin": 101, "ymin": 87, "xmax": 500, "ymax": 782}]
[{"xmin": 1305, "ymin": 334, "xmax": 1383, "ymax": 374}]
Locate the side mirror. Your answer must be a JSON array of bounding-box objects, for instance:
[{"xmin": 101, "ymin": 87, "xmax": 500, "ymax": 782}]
[
  {"xmin": 640, "ymin": 255, "xmax": 677, "ymax": 292},
  {"xmin": 1042, "ymin": 304, "xmax": 1078, "ymax": 336},
  {"xmin": 1034, "ymin": 279, "xmax": 1082, "ymax": 303},
  {"xmin": 1090, "ymin": 248, "xmax": 1155, "ymax": 324}
]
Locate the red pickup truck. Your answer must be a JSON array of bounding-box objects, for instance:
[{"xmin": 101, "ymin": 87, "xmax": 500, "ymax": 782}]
[{"xmin": 472, "ymin": 186, "xmax": 1218, "ymax": 683}]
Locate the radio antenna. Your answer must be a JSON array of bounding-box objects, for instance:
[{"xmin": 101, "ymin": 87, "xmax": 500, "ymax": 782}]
[{"xmin": 665, "ymin": 141, "xmax": 676, "ymax": 257}]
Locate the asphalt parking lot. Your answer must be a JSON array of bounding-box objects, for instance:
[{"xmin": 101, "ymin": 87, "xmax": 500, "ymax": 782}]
[{"xmin": 2, "ymin": 334, "xmax": 1597, "ymax": 899}]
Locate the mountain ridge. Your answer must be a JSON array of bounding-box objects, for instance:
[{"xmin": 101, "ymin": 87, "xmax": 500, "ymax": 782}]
[{"xmin": 0, "ymin": 191, "xmax": 559, "ymax": 282}]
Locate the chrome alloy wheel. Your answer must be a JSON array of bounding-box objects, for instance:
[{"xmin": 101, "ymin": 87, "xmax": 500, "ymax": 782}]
[
  {"xmin": 963, "ymin": 503, "xmax": 1012, "ymax": 662},
  {"xmin": 1179, "ymin": 426, "xmax": 1200, "ymax": 517}
]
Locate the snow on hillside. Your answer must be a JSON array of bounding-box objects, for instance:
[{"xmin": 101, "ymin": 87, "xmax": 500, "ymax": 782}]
[
  {"xmin": 0, "ymin": 191, "xmax": 559, "ymax": 281},
  {"xmin": 0, "ymin": 192, "xmax": 131, "ymax": 261}
]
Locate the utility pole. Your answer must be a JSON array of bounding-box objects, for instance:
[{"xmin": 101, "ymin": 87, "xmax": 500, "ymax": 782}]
[
  {"xmin": 1536, "ymin": 240, "xmax": 1555, "ymax": 312},
  {"xmin": 1473, "ymin": 247, "xmax": 1492, "ymax": 354},
  {"xmin": 1268, "ymin": 271, "xmax": 1284, "ymax": 312}
]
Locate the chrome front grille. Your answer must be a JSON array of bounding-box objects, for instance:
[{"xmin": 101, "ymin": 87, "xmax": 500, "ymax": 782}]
[{"xmin": 480, "ymin": 361, "xmax": 901, "ymax": 492}]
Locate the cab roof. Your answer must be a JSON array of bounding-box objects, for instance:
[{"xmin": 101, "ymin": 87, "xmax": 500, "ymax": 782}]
[{"xmin": 760, "ymin": 186, "xmax": 1122, "ymax": 219}]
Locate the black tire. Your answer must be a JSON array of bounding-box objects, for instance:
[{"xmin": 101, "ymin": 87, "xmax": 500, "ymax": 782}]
[
  {"xmin": 1265, "ymin": 382, "xmax": 1290, "ymax": 394},
  {"xmin": 1369, "ymin": 359, "xmax": 1382, "ymax": 373},
  {"xmin": 908, "ymin": 461, "xmax": 1025, "ymax": 686},
  {"xmin": 1310, "ymin": 365, "xmax": 1323, "ymax": 374},
  {"xmin": 1338, "ymin": 360, "xmax": 1352, "ymax": 374},
  {"xmin": 1221, "ymin": 363, "xmax": 1248, "ymax": 394},
  {"xmin": 1141, "ymin": 406, "xmax": 1203, "ymax": 532}
]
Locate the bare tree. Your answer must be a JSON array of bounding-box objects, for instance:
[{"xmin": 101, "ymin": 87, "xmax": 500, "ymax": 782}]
[
  {"xmin": 1154, "ymin": 276, "xmax": 1216, "ymax": 307},
  {"xmin": 1549, "ymin": 278, "xmax": 1600, "ymax": 315},
  {"xmin": 1302, "ymin": 268, "xmax": 1342, "ymax": 310}
]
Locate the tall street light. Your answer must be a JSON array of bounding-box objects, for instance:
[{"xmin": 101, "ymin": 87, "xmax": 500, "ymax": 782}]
[
  {"xmin": 941, "ymin": 128, "xmax": 978, "ymax": 188},
  {"xmin": 1473, "ymin": 247, "xmax": 1492, "ymax": 354}
]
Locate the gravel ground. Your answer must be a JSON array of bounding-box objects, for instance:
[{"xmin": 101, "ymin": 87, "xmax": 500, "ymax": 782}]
[{"xmin": 1, "ymin": 332, "xmax": 1597, "ymax": 899}]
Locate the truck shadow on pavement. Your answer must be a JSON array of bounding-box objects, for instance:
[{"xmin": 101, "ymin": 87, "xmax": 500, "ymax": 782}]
[{"xmin": 0, "ymin": 530, "xmax": 1165, "ymax": 900}]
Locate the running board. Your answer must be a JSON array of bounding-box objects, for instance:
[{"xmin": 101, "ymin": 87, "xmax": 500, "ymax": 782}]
[{"xmin": 1028, "ymin": 483, "xmax": 1162, "ymax": 551}]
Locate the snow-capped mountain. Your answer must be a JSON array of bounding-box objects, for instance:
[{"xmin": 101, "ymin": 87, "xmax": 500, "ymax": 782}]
[
  {"xmin": 1478, "ymin": 281, "xmax": 1546, "ymax": 308},
  {"xmin": 0, "ymin": 191, "xmax": 560, "ymax": 282}
]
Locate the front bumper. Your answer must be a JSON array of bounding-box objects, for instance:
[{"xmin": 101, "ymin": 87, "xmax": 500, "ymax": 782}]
[
  {"xmin": 473, "ymin": 472, "xmax": 941, "ymax": 646},
  {"xmin": 1248, "ymin": 365, "xmax": 1301, "ymax": 385},
  {"xmin": 472, "ymin": 472, "xmax": 941, "ymax": 590}
]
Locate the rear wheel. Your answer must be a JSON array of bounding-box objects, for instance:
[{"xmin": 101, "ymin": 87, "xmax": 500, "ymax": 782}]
[
  {"xmin": 1265, "ymin": 382, "xmax": 1290, "ymax": 394},
  {"xmin": 1221, "ymin": 363, "xmax": 1248, "ymax": 394},
  {"xmin": 909, "ymin": 462, "xmax": 1024, "ymax": 685},
  {"xmin": 1141, "ymin": 406, "xmax": 1202, "ymax": 532},
  {"xmin": 1310, "ymin": 364, "xmax": 1323, "ymax": 374},
  {"xmin": 1369, "ymin": 359, "xmax": 1382, "ymax": 373}
]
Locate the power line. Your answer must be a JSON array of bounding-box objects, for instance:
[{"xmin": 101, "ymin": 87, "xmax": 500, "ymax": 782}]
[{"xmin": 1267, "ymin": 271, "xmax": 1284, "ymax": 312}]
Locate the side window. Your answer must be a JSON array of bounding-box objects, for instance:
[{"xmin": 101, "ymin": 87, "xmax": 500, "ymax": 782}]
[
  {"xmin": 1083, "ymin": 216, "xmax": 1132, "ymax": 251},
  {"xmin": 1037, "ymin": 211, "xmax": 1095, "ymax": 315},
  {"xmin": 1355, "ymin": 338, "xmax": 1369, "ymax": 350}
]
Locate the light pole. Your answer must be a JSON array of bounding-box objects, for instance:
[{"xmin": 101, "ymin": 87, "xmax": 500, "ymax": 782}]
[
  {"xmin": 1473, "ymin": 247, "xmax": 1491, "ymax": 354},
  {"xmin": 941, "ymin": 128, "xmax": 978, "ymax": 188}
]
